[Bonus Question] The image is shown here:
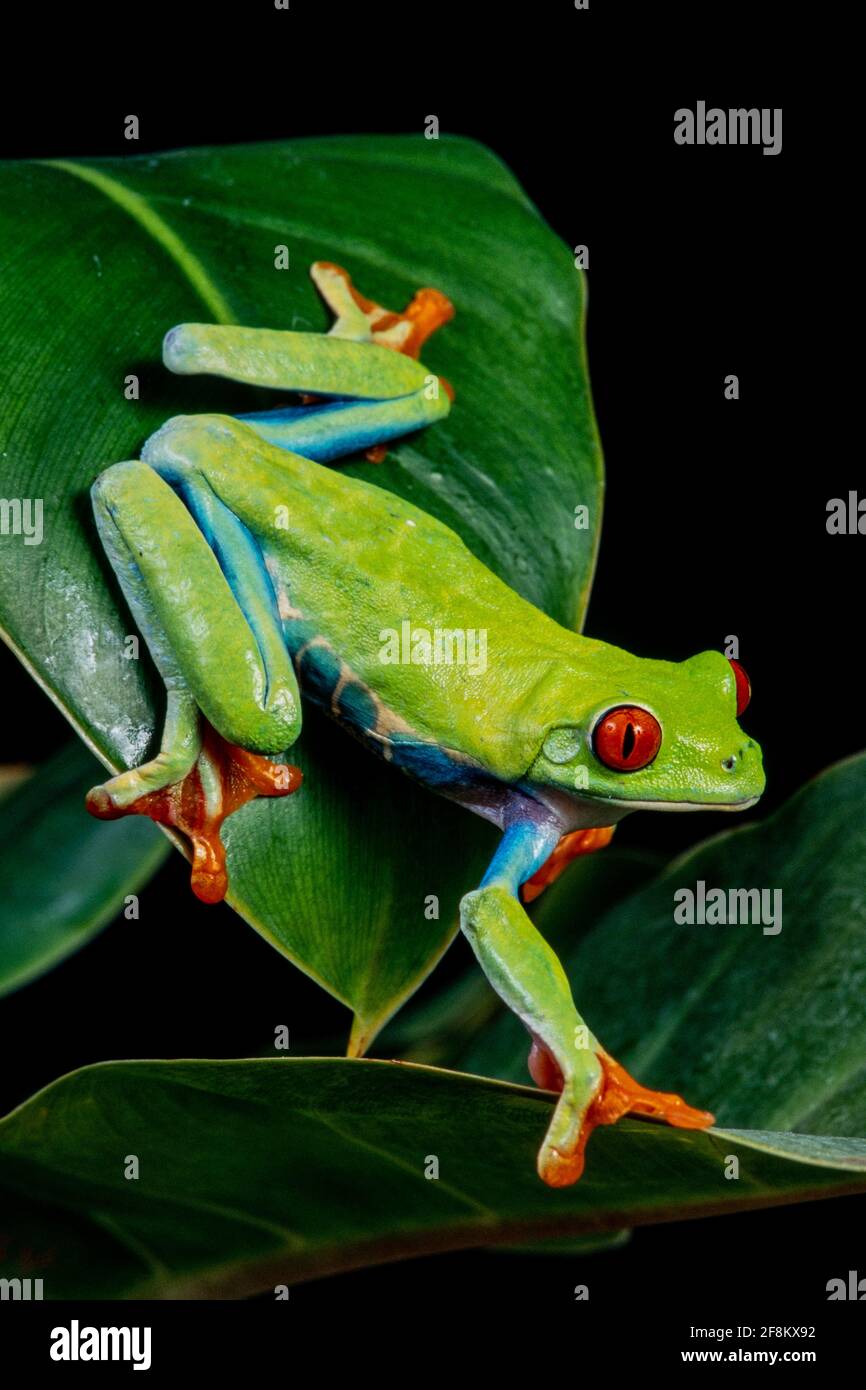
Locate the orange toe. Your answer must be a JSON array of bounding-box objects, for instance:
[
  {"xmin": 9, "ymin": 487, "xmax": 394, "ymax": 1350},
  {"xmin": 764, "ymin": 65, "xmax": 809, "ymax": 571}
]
[
  {"xmin": 540, "ymin": 1144, "xmax": 588, "ymax": 1188},
  {"xmin": 600, "ymin": 1050, "xmax": 717, "ymax": 1128},
  {"xmin": 593, "ymin": 1050, "xmax": 715, "ymax": 1131}
]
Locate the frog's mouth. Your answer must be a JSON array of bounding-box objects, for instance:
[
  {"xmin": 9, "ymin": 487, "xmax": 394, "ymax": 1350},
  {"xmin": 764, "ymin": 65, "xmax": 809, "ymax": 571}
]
[
  {"xmin": 600, "ymin": 793, "xmax": 761, "ymax": 813},
  {"xmin": 524, "ymin": 785, "xmax": 761, "ymax": 833},
  {"xmin": 523, "ymin": 784, "xmax": 624, "ymax": 831}
]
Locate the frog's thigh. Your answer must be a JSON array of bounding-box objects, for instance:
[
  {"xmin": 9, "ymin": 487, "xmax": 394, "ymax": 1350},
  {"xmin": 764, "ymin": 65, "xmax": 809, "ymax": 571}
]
[
  {"xmin": 91, "ymin": 459, "xmax": 301, "ymax": 756},
  {"xmin": 164, "ymin": 322, "xmax": 429, "ymax": 400}
]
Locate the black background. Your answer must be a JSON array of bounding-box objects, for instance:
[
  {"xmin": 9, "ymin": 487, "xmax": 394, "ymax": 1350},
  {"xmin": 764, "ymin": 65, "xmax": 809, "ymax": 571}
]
[{"xmin": 0, "ymin": 1, "xmax": 858, "ymax": 1345}]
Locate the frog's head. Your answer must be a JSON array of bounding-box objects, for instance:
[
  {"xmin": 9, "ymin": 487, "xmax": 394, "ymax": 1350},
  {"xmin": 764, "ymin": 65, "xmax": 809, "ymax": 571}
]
[{"xmin": 527, "ymin": 648, "xmax": 764, "ymax": 814}]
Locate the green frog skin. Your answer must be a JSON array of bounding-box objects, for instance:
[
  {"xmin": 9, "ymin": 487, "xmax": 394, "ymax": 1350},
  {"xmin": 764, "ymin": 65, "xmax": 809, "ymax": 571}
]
[{"xmin": 86, "ymin": 262, "xmax": 765, "ymax": 1186}]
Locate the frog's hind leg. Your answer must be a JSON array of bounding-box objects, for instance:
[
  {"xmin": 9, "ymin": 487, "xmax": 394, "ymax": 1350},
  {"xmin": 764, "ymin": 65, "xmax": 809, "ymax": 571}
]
[
  {"xmin": 163, "ymin": 260, "xmax": 454, "ymax": 465},
  {"xmin": 162, "ymin": 261, "xmax": 453, "ymax": 401},
  {"xmin": 235, "ymin": 392, "xmax": 450, "ymax": 464},
  {"xmin": 87, "ymin": 457, "xmax": 303, "ymax": 902},
  {"xmin": 461, "ymin": 819, "xmax": 714, "ymax": 1187},
  {"xmin": 164, "ymin": 320, "xmax": 431, "ymax": 402}
]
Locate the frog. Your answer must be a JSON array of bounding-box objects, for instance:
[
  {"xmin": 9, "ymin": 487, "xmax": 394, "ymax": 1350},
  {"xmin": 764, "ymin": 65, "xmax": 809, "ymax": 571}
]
[{"xmin": 85, "ymin": 260, "xmax": 765, "ymax": 1187}]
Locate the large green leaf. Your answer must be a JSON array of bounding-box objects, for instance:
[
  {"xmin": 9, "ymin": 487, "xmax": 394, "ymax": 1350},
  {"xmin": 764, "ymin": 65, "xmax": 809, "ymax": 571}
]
[
  {"xmin": 1, "ymin": 1057, "xmax": 864, "ymax": 1299},
  {"xmin": 0, "ymin": 137, "xmax": 602, "ymax": 1048},
  {"xmin": 4, "ymin": 760, "xmax": 866, "ymax": 1298},
  {"xmin": 464, "ymin": 754, "xmax": 866, "ymax": 1136},
  {"xmin": 0, "ymin": 742, "xmax": 168, "ymax": 997}
]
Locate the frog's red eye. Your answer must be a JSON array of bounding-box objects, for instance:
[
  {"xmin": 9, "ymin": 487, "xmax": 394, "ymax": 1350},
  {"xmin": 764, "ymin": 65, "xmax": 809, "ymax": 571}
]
[
  {"xmin": 728, "ymin": 659, "xmax": 751, "ymax": 716},
  {"xmin": 593, "ymin": 706, "xmax": 662, "ymax": 771}
]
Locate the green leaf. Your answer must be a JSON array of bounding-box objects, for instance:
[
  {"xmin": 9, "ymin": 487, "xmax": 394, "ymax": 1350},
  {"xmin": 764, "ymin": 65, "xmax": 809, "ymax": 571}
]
[
  {"xmin": 1, "ymin": 1057, "xmax": 865, "ymax": 1299},
  {"xmin": 0, "ymin": 743, "xmax": 168, "ymax": 997},
  {"xmin": 0, "ymin": 137, "xmax": 602, "ymax": 1047},
  {"xmin": 463, "ymin": 754, "xmax": 866, "ymax": 1140}
]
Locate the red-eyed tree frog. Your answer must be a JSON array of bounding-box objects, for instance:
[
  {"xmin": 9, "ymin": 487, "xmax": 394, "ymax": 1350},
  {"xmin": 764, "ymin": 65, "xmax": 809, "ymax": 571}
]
[{"xmin": 86, "ymin": 262, "xmax": 765, "ymax": 1186}]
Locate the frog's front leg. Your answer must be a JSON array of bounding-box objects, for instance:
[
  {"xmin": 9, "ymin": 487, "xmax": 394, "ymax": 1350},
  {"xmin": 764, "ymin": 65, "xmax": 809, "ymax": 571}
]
[
  {"xmin": 461, "ymin": 821, "xmax": 714, "ymax": 1187},
  {"xmin": 86, "ymin": 452, "xmax": 303, "ymax": 902}
]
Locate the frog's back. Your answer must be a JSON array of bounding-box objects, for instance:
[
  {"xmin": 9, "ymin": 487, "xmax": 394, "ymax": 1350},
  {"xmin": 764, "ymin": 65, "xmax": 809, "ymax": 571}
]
[{"xmin": 157, "ymin": 413, "xmax": 587, "ymax": 781}]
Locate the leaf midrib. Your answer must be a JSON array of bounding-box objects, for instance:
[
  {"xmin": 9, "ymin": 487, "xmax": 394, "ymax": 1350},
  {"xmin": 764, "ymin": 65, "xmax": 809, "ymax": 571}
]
[{"xmin": 41, "ymin": 159, "xmax": 238, "ymax": 326}]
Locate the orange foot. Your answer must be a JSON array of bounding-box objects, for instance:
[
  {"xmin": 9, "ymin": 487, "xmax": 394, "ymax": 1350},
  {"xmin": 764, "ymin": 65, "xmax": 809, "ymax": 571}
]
[
  {"xmin": 86, "ymin": 724, "xmax": 302, "ymax": 904},
  {"xmin": 529, "ymin": 1038, "xmax": 714, "ymax": 1188},
  {"xmin": 521, "ymin": 825, "xmax": 616, "ymax": 905},
  {"xmin": 311, "ymin": 260, "xmax": 455, "ymax": 462}
]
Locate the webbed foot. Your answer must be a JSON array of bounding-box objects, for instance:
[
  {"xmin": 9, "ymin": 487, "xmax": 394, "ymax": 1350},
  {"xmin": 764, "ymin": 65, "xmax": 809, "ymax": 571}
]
[
  {"xmin": 529, "ymin": 1037, "xmax": 715, "ymax": 1187},
  {"xmin": 87, "ymin": 723, "xmax": 301, "ymax": 904}
]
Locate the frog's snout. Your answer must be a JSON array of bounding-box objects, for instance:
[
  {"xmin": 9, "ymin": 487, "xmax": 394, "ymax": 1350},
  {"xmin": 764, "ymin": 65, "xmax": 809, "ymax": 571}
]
[
  {"xmin": 721, "ymin": 738, "xmax": 754, "ymax": 772},
  {"xmin": 720, "ymin": 738, "xmax": 765, "ymax": 801}
]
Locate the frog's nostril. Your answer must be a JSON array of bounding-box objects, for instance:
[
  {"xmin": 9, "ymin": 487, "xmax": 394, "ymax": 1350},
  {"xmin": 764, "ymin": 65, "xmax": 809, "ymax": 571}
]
[{"xmin": 722, "ymin": 755, "xmax": 737, "ymax": 771}]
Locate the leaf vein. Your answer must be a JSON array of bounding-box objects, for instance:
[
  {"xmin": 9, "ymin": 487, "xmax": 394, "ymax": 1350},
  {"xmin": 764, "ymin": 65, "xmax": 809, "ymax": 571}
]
[{"xmin": 41, "ymin": 159, "xmax": 237, "ymax": 325}]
